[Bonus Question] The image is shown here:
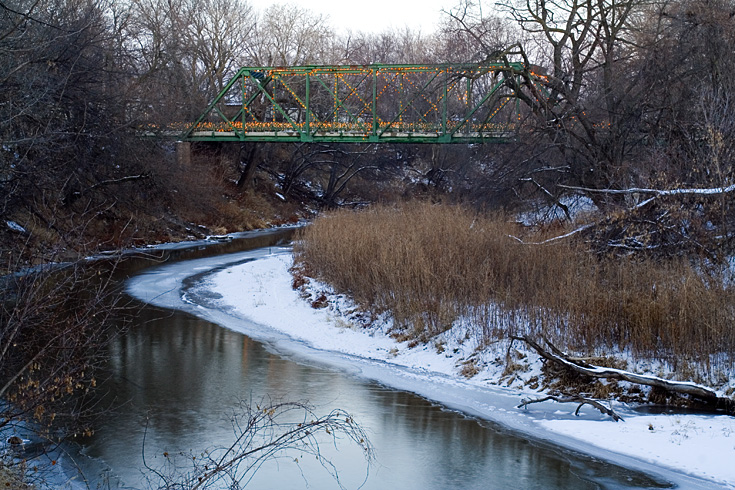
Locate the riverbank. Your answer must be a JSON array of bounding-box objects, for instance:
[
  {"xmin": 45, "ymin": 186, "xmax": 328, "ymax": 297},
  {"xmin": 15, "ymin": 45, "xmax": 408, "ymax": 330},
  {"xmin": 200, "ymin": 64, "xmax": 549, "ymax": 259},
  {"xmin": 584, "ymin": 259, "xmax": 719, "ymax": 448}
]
[{"xmin": 190, "ymin": 252, "xmax": 735, "ymax": 490}]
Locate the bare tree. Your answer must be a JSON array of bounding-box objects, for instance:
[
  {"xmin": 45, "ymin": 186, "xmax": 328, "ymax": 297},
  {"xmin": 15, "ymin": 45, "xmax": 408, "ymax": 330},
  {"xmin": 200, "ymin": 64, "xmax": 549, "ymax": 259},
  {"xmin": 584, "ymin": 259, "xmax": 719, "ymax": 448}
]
[
  {"xmin": 187, "ymin": 0, "xmax": 255, "ymax": 95},
  {"xmin": 127, "ymin": 0, "xmax": 256, "ymax": 122},
  {"xmin": 338, "ymin": 27, "xmax": 436, "ymax": 65},
  {"xmin": 246, "ymin": 4, "xmax": 334, "ymax": 66},
  {"xmin": 442, "ymin": 0, "xmax": 645, "ymax": 210},
  {"xmin": 0, "ymin": 0, "xmax": 150, "ymax": 248},
  {"xmin": 439, "ymin": 0, "xmax": 521, "ymax": 62},
  {"xmin": 0, "ymin": 256, "xmax": 123, "ymax": 443}
]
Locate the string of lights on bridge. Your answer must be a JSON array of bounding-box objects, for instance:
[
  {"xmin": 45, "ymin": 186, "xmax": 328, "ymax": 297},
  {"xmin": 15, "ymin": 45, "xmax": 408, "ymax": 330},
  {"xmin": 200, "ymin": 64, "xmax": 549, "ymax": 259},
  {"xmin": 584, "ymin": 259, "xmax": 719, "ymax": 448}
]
[{"xmin": 163, "ymin": 62, "xmax": 608, "ymax": 143}]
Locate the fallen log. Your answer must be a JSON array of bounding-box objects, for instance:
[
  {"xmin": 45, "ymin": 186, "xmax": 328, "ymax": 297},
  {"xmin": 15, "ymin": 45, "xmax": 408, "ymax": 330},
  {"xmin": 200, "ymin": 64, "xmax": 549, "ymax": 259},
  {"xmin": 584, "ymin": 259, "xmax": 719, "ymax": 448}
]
[
  {"xmin": 517, "ymin": 395, "xmax": 624, "ymax": 421},
  {"xmin": 511, "ymin": 335, "xmax": 734, "ymax": 414}
]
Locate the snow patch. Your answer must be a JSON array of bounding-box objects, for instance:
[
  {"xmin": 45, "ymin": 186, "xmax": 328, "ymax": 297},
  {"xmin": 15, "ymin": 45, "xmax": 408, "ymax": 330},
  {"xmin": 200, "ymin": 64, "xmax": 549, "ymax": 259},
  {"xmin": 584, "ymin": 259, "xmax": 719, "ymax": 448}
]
[
  {"xmin": 539, "ymin": 414, "xmax": 735, "ymax": 486},
  {"xmin": 5, "ymin": 221, "xmax": 27, "ymax": 234}
]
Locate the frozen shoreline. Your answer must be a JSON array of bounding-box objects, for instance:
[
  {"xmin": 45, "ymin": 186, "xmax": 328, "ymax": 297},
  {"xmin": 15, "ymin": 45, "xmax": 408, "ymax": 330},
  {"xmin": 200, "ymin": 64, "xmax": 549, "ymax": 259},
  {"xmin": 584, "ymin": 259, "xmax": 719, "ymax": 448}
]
[{"xmin": 127, "ymin": 248, "xmax": 735, "ymax": 490}]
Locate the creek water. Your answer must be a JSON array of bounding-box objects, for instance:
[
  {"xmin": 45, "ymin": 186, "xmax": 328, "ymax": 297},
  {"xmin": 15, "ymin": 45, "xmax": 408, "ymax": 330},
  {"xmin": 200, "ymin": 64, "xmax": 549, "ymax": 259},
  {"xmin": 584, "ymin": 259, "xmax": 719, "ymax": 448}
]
[{"xmin": 75, "ymin": 230, "xmax": 673, "ymax": 490}]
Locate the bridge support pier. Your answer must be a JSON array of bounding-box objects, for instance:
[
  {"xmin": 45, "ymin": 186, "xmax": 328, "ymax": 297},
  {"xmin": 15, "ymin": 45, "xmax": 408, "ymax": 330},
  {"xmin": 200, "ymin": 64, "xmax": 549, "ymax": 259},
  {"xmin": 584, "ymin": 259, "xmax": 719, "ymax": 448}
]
[{"xmin": 176, "ymin": 141, "xmax": 191, "ymax": 167}]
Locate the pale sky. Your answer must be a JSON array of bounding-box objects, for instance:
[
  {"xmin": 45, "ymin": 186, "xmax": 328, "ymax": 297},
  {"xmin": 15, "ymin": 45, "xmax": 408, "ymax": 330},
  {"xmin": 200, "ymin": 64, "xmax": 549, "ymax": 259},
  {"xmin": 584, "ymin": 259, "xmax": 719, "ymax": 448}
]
[{"xmin": 259, "ymin": 0, "xmax": 458, "ymax": 34}]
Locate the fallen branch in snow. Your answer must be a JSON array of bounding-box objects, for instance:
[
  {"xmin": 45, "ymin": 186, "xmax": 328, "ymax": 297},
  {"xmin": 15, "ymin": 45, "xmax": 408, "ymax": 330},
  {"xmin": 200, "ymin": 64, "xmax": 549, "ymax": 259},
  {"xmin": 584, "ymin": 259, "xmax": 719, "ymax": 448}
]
[
  {"xmin": 511, "ymin": 336, "xmax": 735, "ymax": 414},
  {"xmin": 511, "ymin": 183, "xmax": 734, "ymax": 253},
  {"xmin": 509, "ymin": 223, "xmax": 594, "ymax": 245},
  {"xmin": 559, "ymin": 183, "xmax": 735, "ymax": 197},
  {"xmin": 517, "ymin": 395, "xmax": 624, "ymax": 422}
]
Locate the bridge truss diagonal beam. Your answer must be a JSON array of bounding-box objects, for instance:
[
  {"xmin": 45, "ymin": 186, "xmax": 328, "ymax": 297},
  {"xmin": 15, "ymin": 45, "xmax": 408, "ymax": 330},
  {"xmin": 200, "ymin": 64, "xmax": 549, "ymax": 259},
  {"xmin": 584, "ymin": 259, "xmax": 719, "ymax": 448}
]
[{"xmin": 176, "ymin": 62, "xmax": 546, "ymax": 144}]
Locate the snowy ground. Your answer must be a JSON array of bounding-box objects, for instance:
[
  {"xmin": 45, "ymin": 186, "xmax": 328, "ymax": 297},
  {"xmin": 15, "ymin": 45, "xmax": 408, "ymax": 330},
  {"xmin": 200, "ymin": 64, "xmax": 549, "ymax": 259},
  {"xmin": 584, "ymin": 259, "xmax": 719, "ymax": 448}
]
[{"xmin": 128, "ymin": 248, "xmax": 735, "ymax": 490}]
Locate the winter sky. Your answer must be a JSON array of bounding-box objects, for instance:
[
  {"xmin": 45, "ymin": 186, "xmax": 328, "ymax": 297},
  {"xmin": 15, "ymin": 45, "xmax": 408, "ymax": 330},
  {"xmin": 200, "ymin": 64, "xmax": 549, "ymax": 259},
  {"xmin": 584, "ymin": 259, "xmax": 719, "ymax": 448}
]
[{"xmin": 257, "ymin": 0, "xmax": 458, "ymax": 34}]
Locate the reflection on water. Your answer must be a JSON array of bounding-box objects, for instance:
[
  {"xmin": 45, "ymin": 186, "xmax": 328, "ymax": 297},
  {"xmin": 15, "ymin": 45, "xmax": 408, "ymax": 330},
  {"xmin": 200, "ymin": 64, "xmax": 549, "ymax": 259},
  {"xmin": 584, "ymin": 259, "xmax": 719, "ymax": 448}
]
[{"xmin": 79, "ymin": 305, "xmax": 670, "ymax": 490}]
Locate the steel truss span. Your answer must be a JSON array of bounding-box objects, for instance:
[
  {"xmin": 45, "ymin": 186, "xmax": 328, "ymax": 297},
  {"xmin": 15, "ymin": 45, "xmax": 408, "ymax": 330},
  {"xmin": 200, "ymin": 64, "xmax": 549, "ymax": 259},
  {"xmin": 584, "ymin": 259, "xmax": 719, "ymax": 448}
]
[{"xmin": 167, "ymin": 62, "xmax": 547, "ymax": 144}]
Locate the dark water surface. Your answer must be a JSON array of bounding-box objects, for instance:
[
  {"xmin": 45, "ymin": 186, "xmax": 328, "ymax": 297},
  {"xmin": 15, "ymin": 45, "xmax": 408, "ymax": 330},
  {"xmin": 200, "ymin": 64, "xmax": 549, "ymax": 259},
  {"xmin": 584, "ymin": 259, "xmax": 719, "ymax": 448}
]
[{"xmin": 76, "ymin": 231, "xmax": 673, "ymax": 490}]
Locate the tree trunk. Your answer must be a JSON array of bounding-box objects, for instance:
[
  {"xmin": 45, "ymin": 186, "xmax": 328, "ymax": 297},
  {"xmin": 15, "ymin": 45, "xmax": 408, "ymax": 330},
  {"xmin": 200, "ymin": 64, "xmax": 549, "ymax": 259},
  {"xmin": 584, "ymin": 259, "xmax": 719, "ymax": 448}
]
[
  {"xmin": 236, "ymin": 143, "xmax": 259, "ymax": 189},
  {"xmin": 322, "ymin": 163, "xmax": 339, "ymax": 207}
]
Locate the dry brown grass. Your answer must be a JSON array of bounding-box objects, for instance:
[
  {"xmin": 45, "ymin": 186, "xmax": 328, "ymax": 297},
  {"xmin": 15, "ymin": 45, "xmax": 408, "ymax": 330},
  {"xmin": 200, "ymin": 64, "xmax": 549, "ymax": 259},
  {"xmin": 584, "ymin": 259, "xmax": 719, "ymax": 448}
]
[{"xmin": 294, "ymin": 202, "xmax": 735, "ymax": 376}]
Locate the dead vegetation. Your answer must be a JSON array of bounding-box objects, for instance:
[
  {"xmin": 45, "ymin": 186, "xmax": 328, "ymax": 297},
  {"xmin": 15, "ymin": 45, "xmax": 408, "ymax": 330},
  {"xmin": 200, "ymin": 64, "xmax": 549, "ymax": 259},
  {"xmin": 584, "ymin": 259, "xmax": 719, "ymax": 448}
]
[
  {"xmin": 1, "ymin": 141, "xmax": 309, "ymax": 274},
  {"xmin": 0, "ymin": 461, "xmax": 32, "ymax": 490},
  {"xmin": 294, "ymin": 202, "xmax": 735, "ymax": 388}
]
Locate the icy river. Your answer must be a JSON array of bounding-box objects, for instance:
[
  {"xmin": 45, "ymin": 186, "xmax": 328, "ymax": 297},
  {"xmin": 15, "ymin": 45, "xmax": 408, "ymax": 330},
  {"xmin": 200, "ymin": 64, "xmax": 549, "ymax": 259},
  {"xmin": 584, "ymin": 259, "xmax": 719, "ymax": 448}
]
[{"xmin": 70, "ymin": 228, "xmax": 726, "ymax": 490}]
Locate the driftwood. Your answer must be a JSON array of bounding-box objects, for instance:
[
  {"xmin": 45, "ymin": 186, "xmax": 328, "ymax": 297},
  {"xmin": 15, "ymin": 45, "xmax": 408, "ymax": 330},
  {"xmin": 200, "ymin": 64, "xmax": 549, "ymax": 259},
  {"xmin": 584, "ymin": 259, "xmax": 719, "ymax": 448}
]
[
  {"xmin": 517, "ymin": 395, "xmax": 624, "ymax": 421},
  {"xmin": 512, "ymin": 336, "xmax": 735, "ymax": 414}
]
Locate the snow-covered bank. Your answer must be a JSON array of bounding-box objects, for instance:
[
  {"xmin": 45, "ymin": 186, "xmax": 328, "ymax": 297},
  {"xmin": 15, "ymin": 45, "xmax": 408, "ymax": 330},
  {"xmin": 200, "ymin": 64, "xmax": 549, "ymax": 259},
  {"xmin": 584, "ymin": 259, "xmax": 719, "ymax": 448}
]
[{"xmin": 127, "ymin": 250, "xmax": 735, "ymax": 490}]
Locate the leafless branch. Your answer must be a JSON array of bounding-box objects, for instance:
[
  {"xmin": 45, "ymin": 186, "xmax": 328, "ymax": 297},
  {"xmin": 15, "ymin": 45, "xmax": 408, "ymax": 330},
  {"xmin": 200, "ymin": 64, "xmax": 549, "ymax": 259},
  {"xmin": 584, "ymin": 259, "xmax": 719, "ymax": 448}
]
[
  {"xmin": 559, "ymin": 183, "xmax": 735, "ymax": 197},
  {"xmin": 512, "ymin": 336, "xmax": 734, "ymax": 413},
  {"xmin": 142, "ymin": 400, "xmax": 373, "ymax": 490},
  {"xmin": 517, "ymin": 395, "xmax": 624, "ymax": 421}
]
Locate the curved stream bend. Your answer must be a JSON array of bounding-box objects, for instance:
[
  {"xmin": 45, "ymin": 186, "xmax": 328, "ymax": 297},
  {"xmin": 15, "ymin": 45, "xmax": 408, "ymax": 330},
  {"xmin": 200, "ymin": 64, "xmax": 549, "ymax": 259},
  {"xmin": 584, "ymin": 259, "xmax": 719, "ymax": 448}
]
[{"xmin": 111, "ymin": 244, "xmax": 721, "ymax": 490}]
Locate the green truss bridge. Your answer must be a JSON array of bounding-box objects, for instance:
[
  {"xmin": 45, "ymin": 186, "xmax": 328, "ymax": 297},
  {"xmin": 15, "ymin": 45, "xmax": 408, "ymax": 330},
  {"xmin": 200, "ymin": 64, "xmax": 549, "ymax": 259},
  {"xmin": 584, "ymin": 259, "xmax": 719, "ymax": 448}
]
[{"xmin": 155, "ymin": 61, "xmax": 547, "ymax": 144}]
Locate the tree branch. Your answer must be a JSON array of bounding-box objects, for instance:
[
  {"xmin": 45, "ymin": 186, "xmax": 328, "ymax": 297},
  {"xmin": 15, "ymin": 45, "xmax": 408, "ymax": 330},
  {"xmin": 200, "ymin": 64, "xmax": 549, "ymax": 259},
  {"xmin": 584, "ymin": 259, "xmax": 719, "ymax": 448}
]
[
  {"xmin": 560, "ymin": 183, "xmax": 735, "ymax": 197},
  {"xmin": 519, "ymin": 176, "xmax": 571, "ymax": 220},
  {"xmin": 517, "ymin": 395, "xmax": 624, "ymax": 421},
  {"xmin": 512, "ymin": 336, "xmax": 734, "ymax": 413}
]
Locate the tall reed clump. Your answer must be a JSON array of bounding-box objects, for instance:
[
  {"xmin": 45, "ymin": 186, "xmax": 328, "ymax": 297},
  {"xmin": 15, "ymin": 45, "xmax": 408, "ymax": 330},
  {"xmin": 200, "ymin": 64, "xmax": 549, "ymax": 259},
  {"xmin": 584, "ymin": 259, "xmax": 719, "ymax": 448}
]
[{"xmin": 294, "ymin": 202, "xmax": 735, "ymax": 375}]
